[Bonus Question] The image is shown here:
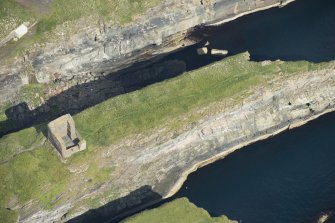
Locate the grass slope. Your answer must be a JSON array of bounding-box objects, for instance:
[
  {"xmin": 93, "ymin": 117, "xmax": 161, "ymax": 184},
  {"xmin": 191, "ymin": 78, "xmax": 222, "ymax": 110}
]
[
  {"xmin": 36, "ymin": 0, "xmax": 161, "ymax": 34},
  {"xmin": 0, "ymin": 53, "xmax": 332, "ymax": 221},
  {"xmin": 0, "ymin": 0, "xmax": 161, "ymax": 62},
  {"xmin": 121, "ymin": 198, "xmax": 236, "ymax": 223},
  {"xmin": 0, "ymin": 208, "xmax": 18, "ymax": 223},
  {"xmin": 0, "ymin": 0, "xmax": 34, "ymax": 39},
  {"xmin": 0, "ymin": 0, "xmax": 161, "ymax": 46},
  {"xmin": 74, "ymin": 53, "xmax": 325, "ymax": 146}
]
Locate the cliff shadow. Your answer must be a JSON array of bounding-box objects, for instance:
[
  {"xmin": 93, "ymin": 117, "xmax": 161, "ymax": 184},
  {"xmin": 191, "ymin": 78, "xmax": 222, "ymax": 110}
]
[
  {"xmin": 0, "ymin": 58, "xmax": 187, "ymax": 137},
  {"xmin": 66, "ymin": 185, "xmax": 162, "ymax": 223},
  {"xmin": 2, "ymin": 0, "xmax": 335, "ymax": 137}
]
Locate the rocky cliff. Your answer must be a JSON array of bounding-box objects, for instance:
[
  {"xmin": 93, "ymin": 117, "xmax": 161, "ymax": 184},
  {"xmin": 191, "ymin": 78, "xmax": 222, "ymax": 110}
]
[
  {"xmin": 5, "ymin": 54, "xmax": 332, "ymax": 223},
  {"xmin": 0, "ymin": 1, "xmax": 310, "ymax": 222},
  {"xmin": 0, "ymin": 0, "xmax": 292, "ymax": 107},
  {"xmin": 73, "ymin": 59, "xmax": 335, "ymax": 223}
]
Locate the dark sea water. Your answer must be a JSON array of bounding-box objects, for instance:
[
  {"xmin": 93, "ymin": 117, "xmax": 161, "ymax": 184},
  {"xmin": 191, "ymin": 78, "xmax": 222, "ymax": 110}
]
[
  {"xmin": 172, "ymin": 111, "xmax": 335, "ymax": 223},
  {"xmin": 3, "ymin": 0, "xmax": 335, "ymax": 138},
  {"xmin": 97, "ymin": 0, "xmax": 335, "ymax": 222},
  {"xmin": 207, "ymin": 0, "xmax": 335, "ymax": 62},
  {"xmin": 165, "ymin": 0, "xmax": 335, "ymax": 70},
  {"xmin": 120, "ymin": 0, "xmax": 335, "ymax": 222},
  {"xmin": 165, "ymin": 1, "xmax": 335, "ymax": 222}
]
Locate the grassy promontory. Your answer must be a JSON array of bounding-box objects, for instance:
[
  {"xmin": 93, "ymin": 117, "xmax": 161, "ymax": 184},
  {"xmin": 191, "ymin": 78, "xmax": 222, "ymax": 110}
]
[
  {"xmin": 0, "ymin": 208, "xmax": 18, "ymax": 223},
  {"xmin": 121, "ymin": 198, "xmax": 236, "ymax": 223},
  {"xmin": 0, "ymin": 0, "xmax": 161, "ymax": 62},
  {"xmin": 1, "ymin": 0, "xmax": 161, "ymax": 38},
  {"xmin": 0, "ymin": 53, "xmax": 333, "ymax": 221}
]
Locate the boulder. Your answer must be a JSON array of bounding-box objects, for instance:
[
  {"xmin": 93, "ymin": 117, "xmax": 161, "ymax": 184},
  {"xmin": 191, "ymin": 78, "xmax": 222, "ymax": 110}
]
[
  {"xmin": 197, "ymin": 47, "xmax": 208, "ymax": 55},
  {"xmin": 211, "ymin": 49, "xmax": 228, "ymax": 56}
]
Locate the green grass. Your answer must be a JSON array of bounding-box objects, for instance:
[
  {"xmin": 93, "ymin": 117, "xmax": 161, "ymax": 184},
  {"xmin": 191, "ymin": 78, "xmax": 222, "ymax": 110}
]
[
  {"xmin": 122, "ymin": 198, "xmax": 236, "ymax": 223},
  {"xmin": 0, "ymin": 0, "xmax": 32, "ymax": 21},
  {"xmin": 0, "ymin": 53, "xmax": 332, "ymax": 218},
  {"xmin": 0, "ymin": 83, "xmax": 49, "ymax": 135},
  {"xmin": 0, "ymin": 0, "xmax": 161, "ymax": 62},
  {"xmin": 0, "ymin": 0, "xmax": 161, "ymax": 42},
  {"xmin": 0, "ymin": 129, "xmax": 114, "ymax": 210},
  {"xmin": 0, "ymin": 208, "xmax": 18, "ymax": 223},
  {"xmin": 19, "ymin": 83, "xmax": 48, "ymax": 109},
  {"xmin": 85, "ymin": 163, "xmax": 112, "ymax": 185},
  {"xmin": 0, "ymin": 104, "xmax": 10, "ymax": 123},
  {"xmin": 0, "ymin": 0, "xmax": 35, "ymax": 39},
  {"xmin": 0, "ymin": 127, "xmax": 45, "ymax": 163},
  {"xmin": 74, "ymin": 53, "xmax": 325, "ymax": 147},
  {"xmin": 36, "ymin": 0, "xmax": 161, "ymax": 35},
  {"xmin": 0, "ymin": 142, "xmax": 70, "ymax": 209}
]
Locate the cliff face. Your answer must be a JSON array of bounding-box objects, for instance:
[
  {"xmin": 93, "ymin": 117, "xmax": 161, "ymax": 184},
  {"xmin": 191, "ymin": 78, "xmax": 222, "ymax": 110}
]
[
  {"xmin": 90, "ymin": 62, "xmax": 335, "ymax": 223},
  {"xmin": 0, "ymin": 0, "xmax": 291, "ymax": 106},
  {"xmin": 0, "ymin": 1, "xmax": 304, "ymax": 222},
  {"xmin": 152, "ymin": 67, "xmax": 335, "ymax": 198},
  {"xmin": 14, "ymin": 57, "xmax": 335, "ymax": 223}
]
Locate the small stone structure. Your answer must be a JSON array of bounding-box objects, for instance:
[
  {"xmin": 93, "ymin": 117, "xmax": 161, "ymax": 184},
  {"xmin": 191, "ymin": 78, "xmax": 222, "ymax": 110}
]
[
  {"xmin": 196, "ymin": 47, "xmax": 228, "ymax": 56},
  {"xmin": 14, "ymin": 24, "xmax": 28, "ymax": 39},
  {"xmin": 197, "ymin": 47, "xmax": 208, "ymax": 55},
  {"xmin": 0, "ymin": 23, "xmax": 29, "ymax": 47},
  {"xmin": 211, "ymin": 49, "xmax": 228, "ymax": 56},
  {"xmin": 48, "ymin": 114, "xmax": 86, "ymax": 158}
]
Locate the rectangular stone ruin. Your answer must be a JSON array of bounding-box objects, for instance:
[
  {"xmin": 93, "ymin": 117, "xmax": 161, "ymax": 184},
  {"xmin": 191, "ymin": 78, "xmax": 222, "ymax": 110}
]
[
  {"xmin": 48, "ymin": 114, "xmax": 86, "ymax": 158},
  {"xmin": 14, "ymin": 24, "xmax": 28, "ymax": 39}
]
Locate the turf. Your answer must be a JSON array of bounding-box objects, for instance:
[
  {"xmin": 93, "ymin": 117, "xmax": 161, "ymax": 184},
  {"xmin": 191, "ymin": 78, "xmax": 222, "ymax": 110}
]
[
  {"xmin": 36, "ymin": 0, "xmax": 161, "ymax": 35},
  {"xmin": 0, "ymin": 126, "xmax": 45, "ymax": 163},
  {"xmin": 0, "ymin": 208, "xmax": 18, "ymax": 223},
  {"xmin": 0, "ymin": 0, "xmax": 34, "ymax": 39},
  {"xmin": 0, "ymin": 0, "xmax": 161, "ymax": 62},
  {"xmin": 121, "ymin": 198, "xmax": 236, "ymax": 223},
  {"xmin": 0, "ymin": 0, "xmax": 161, "ymax": 41},
  {"xmin": 74, "ymin": 53, "xmax": 326, "ymax": 147}
]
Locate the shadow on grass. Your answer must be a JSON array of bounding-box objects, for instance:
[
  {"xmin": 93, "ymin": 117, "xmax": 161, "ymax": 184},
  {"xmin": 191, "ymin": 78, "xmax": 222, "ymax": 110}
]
[
  {"xmin": 2, "ymin": 0, "xmax": 335, "ymax": 137},
  {"xmin": 0, "ymin": 59, "xmax": 187, "ymax": 137},
  {"xmin": 66, "ymin": 185, "xmax": 162, "ymax": 223}
]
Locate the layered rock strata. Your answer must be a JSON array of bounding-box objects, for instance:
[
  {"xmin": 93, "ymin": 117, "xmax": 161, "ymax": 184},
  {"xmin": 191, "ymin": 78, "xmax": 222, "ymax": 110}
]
[
  {"xmin": 0, "ymin": 0, "xmax": 293, "ymax": 106},
  {"xmin": 21, "ymin": 62, "xmax": 335, "ymax": 223}
]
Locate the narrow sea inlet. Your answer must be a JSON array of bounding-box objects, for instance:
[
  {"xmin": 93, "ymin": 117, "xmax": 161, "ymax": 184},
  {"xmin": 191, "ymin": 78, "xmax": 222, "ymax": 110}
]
[
  {"xmin": 115, "ymin": 0, "xmax": 335, "ymax": 222},
  {"xmin": 166, "ymin": 0, "xmax": 335, "ymax": 69},
  {"xmin": 172, "ymin": 111, "xmax": 335, "ymax": 223},
  {"xmin": 1, "ymin": 0, "xmax": 334, "ymax": 222}
]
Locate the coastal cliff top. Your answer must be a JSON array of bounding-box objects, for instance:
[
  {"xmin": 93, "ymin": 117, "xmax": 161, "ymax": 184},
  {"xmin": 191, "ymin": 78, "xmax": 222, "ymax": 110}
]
[
  {"xmin": 0, "ymin": 53, "xmax": 333, "ymax": 222},
  {"xmin": 121, "ymin": 198, "xmax": 236, "ymax": 223},
  {"xmin": 0, "ymin": 0, "xmax": 161, "ymax": 62},
  {"xmin": 0, "ymin": 0, "xmax": 161, "ymax": 39}
]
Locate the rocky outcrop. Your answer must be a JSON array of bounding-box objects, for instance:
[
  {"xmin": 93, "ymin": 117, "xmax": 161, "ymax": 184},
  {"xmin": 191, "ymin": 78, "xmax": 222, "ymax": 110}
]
[
  {"xmin": 0, "ymin": 59, "xmax": 187, "ymax": 136},
  {"xmin": 107, "ymin": 64, "xmax": 335, "ymax": 222},
  {"xmin": 0, "ymin": 0, "xmax": 293, "ymax": 106},
  {"xmin": 18, "ymin": 59, "xmax": 335, "ymax": 223},
  {"xmin": 157, "ymin": 67, "xmax": 335, "ymax": 198}
]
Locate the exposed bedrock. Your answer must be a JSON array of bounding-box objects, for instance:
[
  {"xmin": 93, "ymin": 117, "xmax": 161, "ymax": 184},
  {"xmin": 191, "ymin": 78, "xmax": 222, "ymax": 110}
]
[
  {"xmin": 95, "ymin": 67, "xmax": 335, "ymax": 223},
  {"xmin": 0, "ymin": 0, "xmax": 293, "ymax": 106},
  {"xmin": 21, "ymin": 62, "xmax": 335, "ymax": 223},
  {"xmin": 0, "ymin": 59, "xmax": 187, "ymax": 136}
]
